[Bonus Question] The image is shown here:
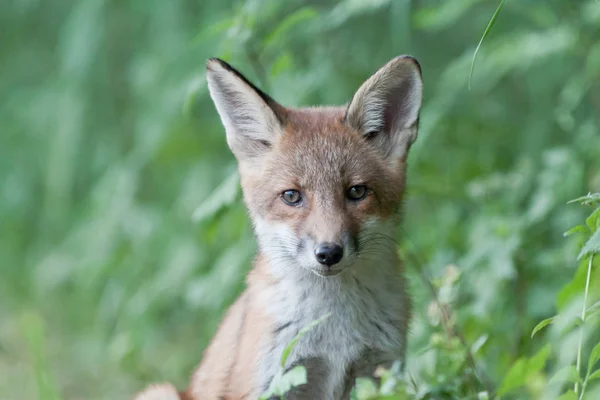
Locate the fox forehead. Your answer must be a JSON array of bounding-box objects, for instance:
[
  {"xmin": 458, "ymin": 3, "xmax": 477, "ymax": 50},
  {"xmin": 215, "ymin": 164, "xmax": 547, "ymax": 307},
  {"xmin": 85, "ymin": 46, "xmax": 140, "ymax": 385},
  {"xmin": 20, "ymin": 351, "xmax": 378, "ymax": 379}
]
[
  {"xmin": 237, "ymin": 107, "xmax": 406, "ymax": 224},
  {"xmin": 263, "ymin": 107, "xmax": 397, "ymax": 190}
]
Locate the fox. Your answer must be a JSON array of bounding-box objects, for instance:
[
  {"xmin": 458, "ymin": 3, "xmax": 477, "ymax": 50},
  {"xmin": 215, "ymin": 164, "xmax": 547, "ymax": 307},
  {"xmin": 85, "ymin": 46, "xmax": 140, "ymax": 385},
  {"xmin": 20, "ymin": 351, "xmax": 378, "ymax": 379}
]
[{"xmin": 133, "ymin": 54, "xmax": 423, "ymax": 400}]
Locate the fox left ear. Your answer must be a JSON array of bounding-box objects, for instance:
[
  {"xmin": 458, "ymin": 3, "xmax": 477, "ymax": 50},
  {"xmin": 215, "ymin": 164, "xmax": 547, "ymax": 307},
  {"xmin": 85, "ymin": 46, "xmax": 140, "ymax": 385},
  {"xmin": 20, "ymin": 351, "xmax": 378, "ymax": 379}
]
[
  {"xmin": 206, "ymin": 58, "xmax": 285, "ymax": 161},
  {"xmin": 345, "ymin": 56, "xmax": 423, "ymax": 161}
]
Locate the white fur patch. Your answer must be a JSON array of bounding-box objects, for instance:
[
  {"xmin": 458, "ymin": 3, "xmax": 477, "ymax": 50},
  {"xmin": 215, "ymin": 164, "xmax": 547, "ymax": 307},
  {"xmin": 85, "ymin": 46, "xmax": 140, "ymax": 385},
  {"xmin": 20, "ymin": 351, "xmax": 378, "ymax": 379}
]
[{"xmin": 254, "ymin": 217, "xmax": 409, "ymax": 399}]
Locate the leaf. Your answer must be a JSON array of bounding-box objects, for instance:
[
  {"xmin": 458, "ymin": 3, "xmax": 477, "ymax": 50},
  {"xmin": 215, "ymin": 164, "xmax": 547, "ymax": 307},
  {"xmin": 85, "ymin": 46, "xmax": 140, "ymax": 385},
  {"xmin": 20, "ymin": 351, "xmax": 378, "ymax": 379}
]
[
  {"xmin": 192, "ymin": 171, "xmax": 240, "ymax": 223},
  {"xmin": 586, "ymin": 206, "xmax": 600, "ymax": 231},
  {"xmin": 260, "ymin": 365, "xmax": 307, "ymax": 399},
  {"xmin": 325, "ymin": 0, "xmax": 391, "ymax": 29},
  {"xmin": 587, "ymin": 308, "xmax": 600, "ymax": 323},
  {"xmin": 471, "ymin": 334, "xmax": 488, "ymax": 354},
  {"xmin": 568, "ymin": 193, "xmax": 600, "ymax": 206},
  {"xmin": 498, "ymin": 345, "xmax": 549, "ymax": 395},
  {"xmin": 557, "ymin": 258, "xmax": 592, "ymax": 309},
  {"xmin": 528, "ymin": 344, "xmax": 551, "ymax": 372},
  {"xmin": 550, "ymin": 365, "xmax": 581, "ymax": 385},
  {"xmin": 498, "ymin": 359, "xmax": 526, "ymax": 395},
  {"xmin": 578, "ymin": 229, "xmax": 600, "ymax": 260},
  {"xmin": 354, "ymin": 377, "xmax": 378, "ymax": 398},
  {"xmin": 259, "ymin": 313, "xmax": 332, "ymax": 399},
  {"xmin": 531, "ymin": 317, "xmax": 555, "ymax": 338},
  {"xmin": 587, "ymin": 342, "xmax": 600, "ymax": 375},
  {"xmin": 563, "ymin": 224, "xmax": 589, "ymax": 237},
  {"xmin": 557, "ymin": 391, "xmax": 577, "ymax": 400},
  {"xmin": 280, "ymin": 313, "xmax": 331, "ymax": 367},
  {"xmin": 192, "ymin": 17, "xmax": 235, "ymax": 44},
  {"xmin": 586, "ymin": 300, "xmax": 600, "ymax": 322},
  {"xmin": 282, "ymin": 365, "xmax": 307, "ymax": 386},
  {"xmin": 264, "ymin": 7, "xmax": 318, "ymax": 49},
  {"xmin": 468, "ymin": 0, "xmax": 506, "ymax": 89},
  {"xmin": 588, "ymin": 369, "xmax": 600, "ymax": 382},
  {"xmin": 587, "ymin": 300, "xmax": 600, "ymax": 314}
]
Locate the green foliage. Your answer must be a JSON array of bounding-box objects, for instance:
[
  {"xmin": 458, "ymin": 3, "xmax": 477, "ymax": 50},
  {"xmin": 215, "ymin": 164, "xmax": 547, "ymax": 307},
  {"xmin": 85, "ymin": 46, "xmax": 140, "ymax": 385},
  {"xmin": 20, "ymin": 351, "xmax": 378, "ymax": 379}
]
[
  {"xmin": 499, "ymin": 344, "xmax": 550, "ymax": 396},
  {"xmin": 259, "ymin": 313, "xmax": 330, "ymax": 399},
  {"xmin": 1, "ymin": 0, "xmax": 599, "ymax": 399}
]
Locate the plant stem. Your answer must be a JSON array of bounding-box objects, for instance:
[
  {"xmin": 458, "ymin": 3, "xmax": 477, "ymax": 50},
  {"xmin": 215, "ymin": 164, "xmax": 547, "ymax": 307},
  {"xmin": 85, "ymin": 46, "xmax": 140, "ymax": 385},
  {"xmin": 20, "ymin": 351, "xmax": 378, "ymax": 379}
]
[
  {"xmin": 402, "ymin": 235, "xmax": 495, "ymax": 396},
  {"xmin": 575, "ymin": 255, "xmax": 594, "ymax": 396}
]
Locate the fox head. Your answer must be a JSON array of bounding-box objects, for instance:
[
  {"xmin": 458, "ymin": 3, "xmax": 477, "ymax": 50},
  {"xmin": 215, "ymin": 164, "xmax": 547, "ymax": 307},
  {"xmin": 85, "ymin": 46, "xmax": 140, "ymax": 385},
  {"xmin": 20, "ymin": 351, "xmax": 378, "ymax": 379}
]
[{"xmin": 206, "ymin": 56, "xmax": 423, "ymax": 278}]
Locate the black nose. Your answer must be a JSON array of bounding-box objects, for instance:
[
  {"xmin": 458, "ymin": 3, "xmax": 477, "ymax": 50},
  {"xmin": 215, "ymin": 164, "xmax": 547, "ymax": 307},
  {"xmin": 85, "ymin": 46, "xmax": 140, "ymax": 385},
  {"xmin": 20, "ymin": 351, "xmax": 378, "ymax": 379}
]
[{"xmin": 314, "ymin": 243, "xmax": 344, "ymax": 266}]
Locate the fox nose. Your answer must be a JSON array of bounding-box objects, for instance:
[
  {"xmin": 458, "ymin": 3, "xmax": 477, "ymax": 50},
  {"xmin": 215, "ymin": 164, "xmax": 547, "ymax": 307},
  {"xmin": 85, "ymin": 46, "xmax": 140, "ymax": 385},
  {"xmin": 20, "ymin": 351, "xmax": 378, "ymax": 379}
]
[{"xmin": 314, "ymin": 243, "xmax": 344, "ymax": 266}]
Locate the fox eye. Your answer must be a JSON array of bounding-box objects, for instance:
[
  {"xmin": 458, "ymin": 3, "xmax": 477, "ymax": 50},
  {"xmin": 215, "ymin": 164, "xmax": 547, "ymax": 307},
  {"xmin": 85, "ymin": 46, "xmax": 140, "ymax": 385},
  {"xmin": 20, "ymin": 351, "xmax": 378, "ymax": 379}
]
[
  {"xmin": 346, "ymin": 185, "xmax": 369, "ymax": 201},
  {"xmin": 281, "ymin": 190, "xmax": 302, "ymax": 206}
]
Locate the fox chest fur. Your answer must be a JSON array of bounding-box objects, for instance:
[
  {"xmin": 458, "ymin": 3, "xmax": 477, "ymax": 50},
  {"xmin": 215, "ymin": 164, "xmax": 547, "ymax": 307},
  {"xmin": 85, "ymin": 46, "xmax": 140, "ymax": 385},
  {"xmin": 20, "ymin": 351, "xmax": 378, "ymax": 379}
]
[
  {"xmin": 133, "ymin": 54, "xmax": 423, "ymax": 400},
  {"xmin": 256, "ymin": 255, "xmax": 410, "ymax": 399}
]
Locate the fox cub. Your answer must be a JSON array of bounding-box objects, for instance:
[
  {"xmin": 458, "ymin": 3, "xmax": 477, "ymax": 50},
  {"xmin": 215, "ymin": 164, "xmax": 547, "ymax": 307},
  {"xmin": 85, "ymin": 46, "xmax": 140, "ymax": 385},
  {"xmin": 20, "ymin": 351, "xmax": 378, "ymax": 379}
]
[{"xmin": 134, "ymin": 55, "xmax": 423, "ymax": 400}]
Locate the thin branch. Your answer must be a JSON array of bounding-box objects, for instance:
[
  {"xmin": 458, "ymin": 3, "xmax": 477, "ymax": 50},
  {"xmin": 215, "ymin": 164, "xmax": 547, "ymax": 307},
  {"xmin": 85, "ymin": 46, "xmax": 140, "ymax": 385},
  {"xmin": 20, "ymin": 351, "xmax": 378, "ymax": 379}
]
[
  {"xmin": 575, "ymin": 254, "xmax": 594, "ymax": 396},
  {"xmin": 402, "ymin": 234, "xmax": 496, "ymax": 396}
]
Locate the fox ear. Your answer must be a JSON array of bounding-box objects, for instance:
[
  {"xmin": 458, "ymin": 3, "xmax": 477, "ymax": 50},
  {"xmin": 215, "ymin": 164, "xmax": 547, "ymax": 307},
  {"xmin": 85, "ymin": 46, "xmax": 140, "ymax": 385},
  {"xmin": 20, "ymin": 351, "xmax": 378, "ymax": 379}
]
[
  {"xmin": 206, "ymin": 58, "xmax": 285, "ymax": 160},
  {"xmin": 345, "ymin": 56, "xmax": 423, "ymax": 161}
]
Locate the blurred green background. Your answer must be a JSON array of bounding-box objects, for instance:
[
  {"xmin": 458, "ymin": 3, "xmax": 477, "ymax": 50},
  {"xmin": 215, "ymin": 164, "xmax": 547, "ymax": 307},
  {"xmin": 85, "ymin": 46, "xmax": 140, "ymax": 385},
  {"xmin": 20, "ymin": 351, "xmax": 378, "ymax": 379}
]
[{"xmin": 1, "ymin": 0, "xmax": 600, "ymax": 399}]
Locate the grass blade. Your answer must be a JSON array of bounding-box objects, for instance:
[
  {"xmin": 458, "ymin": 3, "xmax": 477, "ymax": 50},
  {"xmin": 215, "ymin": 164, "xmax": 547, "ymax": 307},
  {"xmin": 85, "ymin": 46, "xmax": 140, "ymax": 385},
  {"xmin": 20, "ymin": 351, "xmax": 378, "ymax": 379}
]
[
  {"xmin": 469, "ymin": 0, "xmax": 506, "ymax": 89},
  {"xmin": 280, "ymin": 313, "xmax": 331, "ymax": 367}
]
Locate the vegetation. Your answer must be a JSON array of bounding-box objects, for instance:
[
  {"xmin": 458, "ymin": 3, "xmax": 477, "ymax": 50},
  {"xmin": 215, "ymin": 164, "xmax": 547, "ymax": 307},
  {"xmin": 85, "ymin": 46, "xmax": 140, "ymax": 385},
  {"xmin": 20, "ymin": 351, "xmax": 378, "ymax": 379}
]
[{"xmin": 1, "ymin": 0, "xmax": 599, "ymax": 399}]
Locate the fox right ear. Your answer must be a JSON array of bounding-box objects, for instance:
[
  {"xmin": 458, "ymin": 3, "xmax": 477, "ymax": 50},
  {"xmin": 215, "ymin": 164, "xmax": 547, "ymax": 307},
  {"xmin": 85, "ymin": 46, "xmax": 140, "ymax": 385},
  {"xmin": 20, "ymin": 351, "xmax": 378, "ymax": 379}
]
[
  {"xmin": 206, "ymin": 58, "xmax": 285, "ymax": 160},
  {"xmin": 345, "ymin": 56, "xmax": 423, "ymax": 163}
]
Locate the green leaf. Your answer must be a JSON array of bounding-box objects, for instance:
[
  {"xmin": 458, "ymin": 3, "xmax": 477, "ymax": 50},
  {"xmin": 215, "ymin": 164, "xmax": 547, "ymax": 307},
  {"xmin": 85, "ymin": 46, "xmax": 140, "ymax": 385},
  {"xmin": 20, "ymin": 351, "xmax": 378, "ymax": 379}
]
[
  {"xmin": 468, "ymin": 0, "xmax": 506, "ymax": 89},
  {"xmin": 578, "ymin": 229, "xmax": 600, "ymax": 260},
  {"xmin": 498, "ymin": 344, "xmax": 549, "ymax": 395},
  {"xmin": 260, "ymin": 365, "xmax": 307, "ymax": 399},
  {"xmin": 531, "ymin": 317, "xmax": 555, "ymax": 338},
  {"xmin": 568, "ymin": 193, "xmax": 600, "ymax": 206},
  {"xmin": 283, "ymin": 365, "xmax": 307, "ymax": 386},
  {"xmin": 528, "ymin": 344, "xmax": 551, "ymax": 372},
  {"xmin": 557, "ymin": 391, "xmax": 577, "ymax": 400},
  {"xmin": 264, "ymin": 7, "xmax": 318, "ymax": 49},
  {"xmin": 587, "ymin": 308, "xmax": 600, "ymax": 323},
  {"xmin": 587, "ymin": 300, "xmax": 600, "ymax": 314},
  {"xmin": 588, "ymin": 369, "xmax": 600, "ymax": 382},
  {"xmin": 550, "ymin": 365, "xmax": 581, "ymax": 385},
  {"xmin": 586, "ymin": 207, "xmax": 600, "ymax": 231},
  {"xmin": 471, "ymin": 334, "xmax": 488, "ymax": 354},
  {"xmin": 192, "ymin": 171, "xmax": 240, "ymax": 223},
  {"xmin": 192, "ymin": 17, "xmax": 235, "ymax": 44},
  {"xmin": 586, "ymin": 301, "xmax": 600, "ymax": 322},
  {"xmin": 587, "ymin": 342, "xmax": 600, "ymax": 376},
  {"xmin": 563, "ymin": 224, "xmax": 589, "ymax": 237},
  {"xmin": 260, "ymin": 314, "xmax": 331, "ymax": 399},
  {"xmin": 354, "ymin": 377, "xmax": 378, "ymax": 398},
  {"xmin": 498, "ymin": 359, "xmax": 526, "ymax": 395},
  {"xmin": 280, "ymin": 313, "xmax": 331, "ymax": 367}
]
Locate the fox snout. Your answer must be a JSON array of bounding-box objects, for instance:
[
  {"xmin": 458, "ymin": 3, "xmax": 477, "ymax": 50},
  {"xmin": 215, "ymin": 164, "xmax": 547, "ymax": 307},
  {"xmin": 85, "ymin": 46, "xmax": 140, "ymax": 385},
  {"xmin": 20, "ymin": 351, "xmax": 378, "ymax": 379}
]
[
  {"xmin": 301, "ymin": 230, "xmax": 357, "ymax": 276},
  {"xmin": 314, "ymin": 242, "xmax": 344, "ymax": 267}
]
